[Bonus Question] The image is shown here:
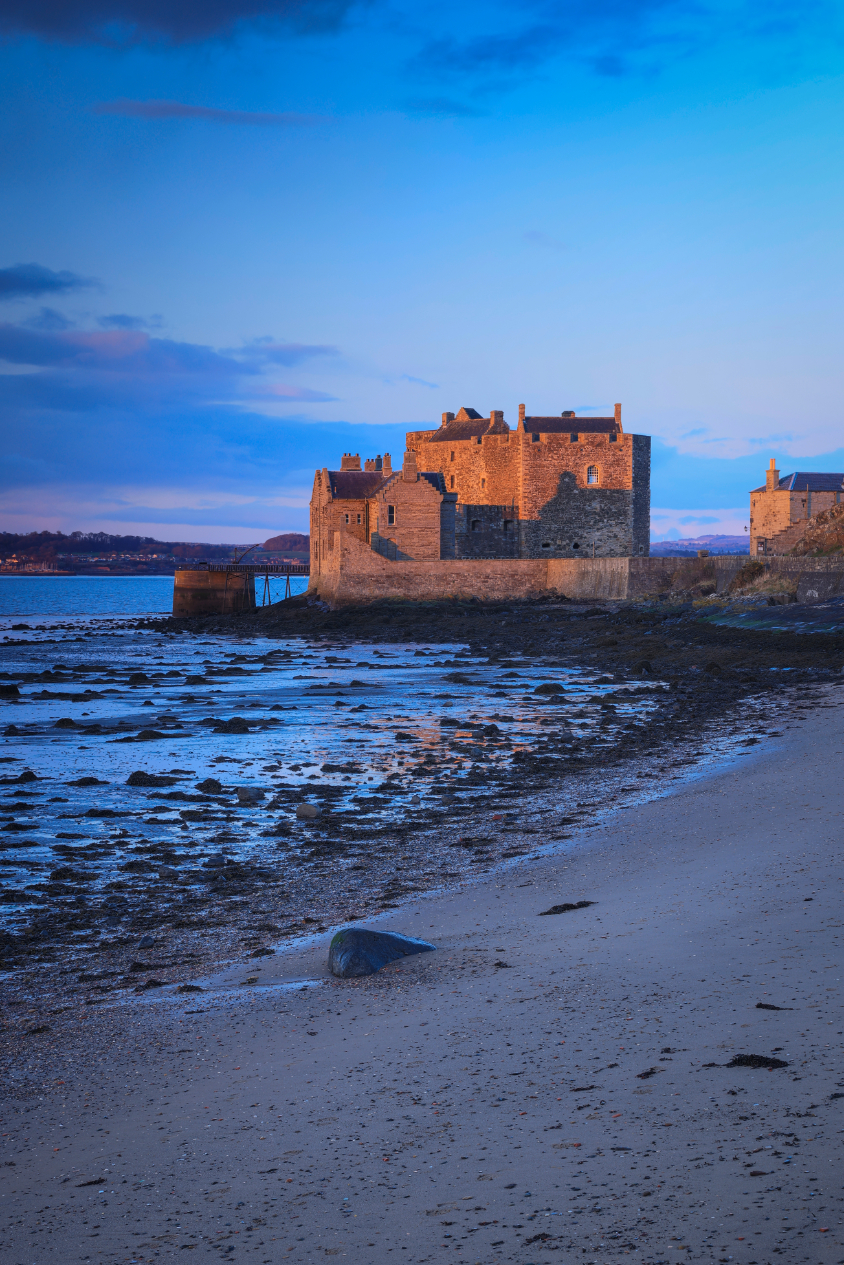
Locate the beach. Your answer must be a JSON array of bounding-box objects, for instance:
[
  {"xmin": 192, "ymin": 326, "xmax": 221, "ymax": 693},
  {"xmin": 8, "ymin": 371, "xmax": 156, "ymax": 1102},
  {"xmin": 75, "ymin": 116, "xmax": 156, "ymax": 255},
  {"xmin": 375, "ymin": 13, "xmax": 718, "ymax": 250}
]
[{"xmin": 2, "ymin": 676, "xmax": 842, "ymax": 1264}]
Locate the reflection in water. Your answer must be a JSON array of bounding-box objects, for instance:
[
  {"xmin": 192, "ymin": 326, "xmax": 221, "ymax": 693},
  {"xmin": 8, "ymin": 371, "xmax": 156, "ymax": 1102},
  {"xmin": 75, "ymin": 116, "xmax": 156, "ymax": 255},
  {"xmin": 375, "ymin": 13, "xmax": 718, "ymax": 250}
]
[{"xmin": 0, "ymin": 623, "xmax": 664, "ymax": 934}]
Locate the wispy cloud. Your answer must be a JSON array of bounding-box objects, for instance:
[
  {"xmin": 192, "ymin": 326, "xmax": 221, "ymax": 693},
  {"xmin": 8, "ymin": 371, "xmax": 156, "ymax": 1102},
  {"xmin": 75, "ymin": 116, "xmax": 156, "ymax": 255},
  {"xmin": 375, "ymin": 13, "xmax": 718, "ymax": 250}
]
[
  {"xmin": 97, "ymin": 312, "xmax": 163, "ymax": 330},
  {"xmin": 94, "ymin": 99, "xmax": 327, "ymax": 125},
  {"xmin": 0, "ymin": 0, "xmax": 359, "ymax": 44},
  {"xmin": 400, "ymin": 373, "xmax": 439, "ymax": 389},
  {"xmin": 0, "ymin": 262, "xmax": 94, "ymax": 300}
]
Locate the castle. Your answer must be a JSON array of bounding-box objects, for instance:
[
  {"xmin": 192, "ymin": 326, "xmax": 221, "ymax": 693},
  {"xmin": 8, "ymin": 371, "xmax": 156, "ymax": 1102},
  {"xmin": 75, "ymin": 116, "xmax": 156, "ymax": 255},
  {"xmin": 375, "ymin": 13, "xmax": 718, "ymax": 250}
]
[
  {"xmin": 750, "ymin": 459, "xmax": 844, "ymax": 555},
  {"xmin": 310, "ymin": 404, "xmax": 650, "ymax": 582}
]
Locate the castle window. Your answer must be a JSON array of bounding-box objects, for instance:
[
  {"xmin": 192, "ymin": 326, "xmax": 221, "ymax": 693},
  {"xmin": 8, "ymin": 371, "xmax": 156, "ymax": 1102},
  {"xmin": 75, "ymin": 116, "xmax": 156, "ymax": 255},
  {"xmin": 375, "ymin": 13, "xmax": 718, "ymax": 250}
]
[
  {"xmin": 541, "ymin": 541, "xmax": 551, "ymax": 549},
  {"xmin": 481, "ymin": 478, "xmax": 486, "ymax": 489},
  {"xmin": 476, "ymin": 437, "xmax": 482, "ymax": 445},
  {"xmin": 570, "ymin": 433, "xmax": 578, "ymax": 442},
  {"xmin": 587, "ymin": 465, "xmax": 599, "ymax": 484},
  {"xmin": 609, "ymin": 433, "xmax": 618, "ymax": 443},
  {"xmin": 503, "ymin": 519, "xmax": 513, "ymax": 532},
  {"xmin": 572, "ymin": 541, "xmax": 580, "ymax": 549},
  {"xmin": 532, "ymin": 433, "xmax": 540, "ymax": 443},
  {"xmin": 471, "ymin": 520, "xmax": 480, "ymax": 531},
  {"xmin": 450, "ymin": 451, "xmax": 455, "ymax": 462},
  {"xmin": 356, "ymin": 513, "xmax": 361, "ymax": 524},
  {"xmin": 344, "ymin": 513, "xmax": 349, "ymax": 524},
  {"xmin": 387, "ymin": 505, "xmax": 395, "ymax": 526},
  {"xmin": 450, "ymin": 475, "xmax": 455, "ymax": 489}
]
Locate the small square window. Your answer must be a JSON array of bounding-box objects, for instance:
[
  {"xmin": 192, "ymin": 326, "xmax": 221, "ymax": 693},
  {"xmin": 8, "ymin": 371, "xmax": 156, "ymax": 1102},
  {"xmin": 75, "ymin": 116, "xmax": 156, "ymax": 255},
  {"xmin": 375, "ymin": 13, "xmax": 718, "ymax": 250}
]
[
  {"xmin": 387, "ymin": 505, "xmax": 395, "ymax": 526},
  {"xmin": 609, "ymin": 433, "xmax": 618, "ymax": 443},
  {"xmin": 570, "ymin": 433, "xmax": 578, "ymax": 442},
  {"xmin": 532, "ymin": 433, "xmax": 540, "ymax": 443}
]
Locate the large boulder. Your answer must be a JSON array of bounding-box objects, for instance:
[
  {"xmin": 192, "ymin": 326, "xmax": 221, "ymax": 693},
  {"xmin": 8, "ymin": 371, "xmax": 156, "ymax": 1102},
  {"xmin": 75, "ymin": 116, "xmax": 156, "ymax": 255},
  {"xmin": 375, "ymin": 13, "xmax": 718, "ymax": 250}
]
[{"xmin": 328, "ymin": 928, "xmax": 436, "ymax": 978}]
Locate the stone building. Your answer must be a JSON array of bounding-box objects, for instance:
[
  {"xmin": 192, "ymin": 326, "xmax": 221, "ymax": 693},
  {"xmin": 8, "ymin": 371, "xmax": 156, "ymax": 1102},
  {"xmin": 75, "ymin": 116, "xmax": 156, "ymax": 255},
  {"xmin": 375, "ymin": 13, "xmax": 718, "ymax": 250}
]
[
  {"xmin": 750, "ymin": 459, "xmax": 844, "ymax": 555},
  {"xmin": 310, "ymin": 403, "xmax": 650, "ymax": 580}
]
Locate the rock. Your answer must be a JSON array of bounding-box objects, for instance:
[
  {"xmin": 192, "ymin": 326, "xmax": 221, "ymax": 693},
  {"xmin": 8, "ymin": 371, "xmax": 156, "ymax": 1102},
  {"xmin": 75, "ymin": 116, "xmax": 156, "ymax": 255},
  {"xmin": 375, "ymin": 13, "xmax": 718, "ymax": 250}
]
[
  {"xmin": 296, "ymin": 803, "xmax": 320, "ymax": 819},
  {"xmin": 3, "ymin": 725, "xmax": 21, "ymax": 736},
  {"xmin": 68, "ymin": 776, "xmax": 109, "ymax": 787},
  {"xmin": 12, "ymin": 770, "xmax": 37, "ymax": 784},
  {"xmin": 534, "ymin": 682, "xmax": 565, "ymax": 694},
  {"xmin": 128, "ymin": 672, "xmax": 149, "ymax": 685},
  {"xmin": 539, "ymin": 900, "xmax": 595, "ymax": 916},
  {"xmin": 196, "ymin": 777, "xmax": 222, "ymax": 793},
  {"xmin": 127, "ymin": 771, "xmax": 178, "ymax": 787},
  {"xmin": 203, "ymin": 854, "xmax": 227, "ymax": 868},
  {"xmin": 158, "ymin": 866, "xmax": 179, "ymax": 879},
  {"xmin": 328, "ymin": 927, "xmax": 436, "ymax": 978},
  {"xmin": 123, "ymin": 859, "xmax": 155, "ymax": 873},
  {"xmin": 236, "ymin": 787, "xmax": 266, "ymax": 804},
  {"xmin": 54, "ymin": 717, "xmax": 78, "ymax": 728},
  {"xmin": 0, "ymin": 684, "xmax": 21, "ymax": 698},
  {"xmin": 137, "ymin": 935, "xmax": 156, "ymax": 948}
]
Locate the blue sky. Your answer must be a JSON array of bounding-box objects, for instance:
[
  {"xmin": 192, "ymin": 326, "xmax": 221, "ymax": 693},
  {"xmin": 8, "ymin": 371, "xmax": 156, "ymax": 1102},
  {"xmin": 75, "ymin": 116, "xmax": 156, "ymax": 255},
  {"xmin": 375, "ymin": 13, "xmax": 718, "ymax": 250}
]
[{"xmin": 2, "ymin": 0, "xmax": 844, "ymax": 542}]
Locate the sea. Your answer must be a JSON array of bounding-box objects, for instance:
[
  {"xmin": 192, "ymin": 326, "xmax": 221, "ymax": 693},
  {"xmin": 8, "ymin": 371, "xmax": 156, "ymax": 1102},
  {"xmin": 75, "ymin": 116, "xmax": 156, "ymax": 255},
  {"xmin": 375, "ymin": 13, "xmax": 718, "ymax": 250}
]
[{"xmin": 0, "ymin": 575, "xmax": 779, "ymax": 943}]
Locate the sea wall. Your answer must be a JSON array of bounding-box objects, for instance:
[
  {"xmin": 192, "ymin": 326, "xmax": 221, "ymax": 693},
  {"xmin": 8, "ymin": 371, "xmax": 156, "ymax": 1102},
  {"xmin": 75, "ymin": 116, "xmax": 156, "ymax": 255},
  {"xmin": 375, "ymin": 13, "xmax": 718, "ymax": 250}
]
[
  {"xmin": 306, "ymin": 535, "xmax": 844, "ymax": 606},
  {"xmin": 173, "ymin": 570, "xmax": 256, "ymax": 616}
]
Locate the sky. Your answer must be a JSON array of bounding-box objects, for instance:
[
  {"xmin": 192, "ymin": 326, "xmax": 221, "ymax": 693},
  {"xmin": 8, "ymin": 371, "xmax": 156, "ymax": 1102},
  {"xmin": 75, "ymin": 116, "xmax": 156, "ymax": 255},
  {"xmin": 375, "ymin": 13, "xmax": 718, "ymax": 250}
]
[{"xmin": 2, "ymin": 1, "xmax": 844, "ymax": 544}]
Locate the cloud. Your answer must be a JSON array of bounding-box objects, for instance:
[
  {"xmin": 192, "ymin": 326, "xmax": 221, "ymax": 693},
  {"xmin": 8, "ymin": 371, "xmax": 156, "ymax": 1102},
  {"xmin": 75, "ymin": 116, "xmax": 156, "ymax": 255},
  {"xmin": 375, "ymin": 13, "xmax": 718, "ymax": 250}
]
[
  {"xmin": 0, "ymin": 0, "xmax": 357, "ymax": 44},
  {"xmin": 97, "ymin": 312, "xmax": 163, "ymax": 330},
  {"xmin": 25, "ymin": 307, "xmax": 76, "ymax": 331},
  {"xmin": 0, "ymin": 262, "xmax": 94, "ymax": 300},
  {"xmin": 400, "ymin": 373, "xmax": 439, "ymax": 389},
  {"xmin": 94, "ymin": 98, "xmax": 327, "ymax": 125},
  {"xmin": 408, "ymin": 0, "xmax": 824, "ymax": 84},
  {"xmin": 241, "ymin": 337, "xmax": 338, "ymax": 366}
]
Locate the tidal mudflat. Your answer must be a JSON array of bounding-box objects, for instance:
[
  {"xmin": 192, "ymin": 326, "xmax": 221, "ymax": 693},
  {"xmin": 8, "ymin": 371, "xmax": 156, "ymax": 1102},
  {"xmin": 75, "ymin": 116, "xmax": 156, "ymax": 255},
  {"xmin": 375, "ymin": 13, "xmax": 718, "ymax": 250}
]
[{"xmin": 0, "ymin": 609, "xmax": 842, "ymax": 1265}]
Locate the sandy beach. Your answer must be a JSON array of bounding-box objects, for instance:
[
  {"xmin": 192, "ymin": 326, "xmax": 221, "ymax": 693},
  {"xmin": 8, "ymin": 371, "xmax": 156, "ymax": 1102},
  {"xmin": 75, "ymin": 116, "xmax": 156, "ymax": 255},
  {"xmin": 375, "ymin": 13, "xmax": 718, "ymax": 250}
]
[{"xmin": 2, "ymin": 681, "xmax": 843, "ymax": 1265}]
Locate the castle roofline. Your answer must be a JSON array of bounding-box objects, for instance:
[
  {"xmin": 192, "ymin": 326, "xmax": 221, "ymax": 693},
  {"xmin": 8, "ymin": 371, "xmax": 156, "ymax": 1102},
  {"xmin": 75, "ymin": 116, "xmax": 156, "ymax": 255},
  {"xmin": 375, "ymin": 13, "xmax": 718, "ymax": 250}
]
[
  {"xmin": 751, "ymin": 471, "xmax": 844, "ymax": 493},
  {"xmin": 521, "ymin": 415, "xmax": 620, "ymax": 434},
  {"xmin": 326, "ymin": 470, "xmax": 386, "ymax": 498}
]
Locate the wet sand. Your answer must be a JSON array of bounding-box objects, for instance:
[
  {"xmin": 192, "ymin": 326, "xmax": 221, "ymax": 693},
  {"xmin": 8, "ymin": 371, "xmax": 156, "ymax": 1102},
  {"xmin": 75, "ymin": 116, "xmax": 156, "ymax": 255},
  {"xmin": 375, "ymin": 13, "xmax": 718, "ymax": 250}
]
[{"xmin": 2, "ymin": 682, "xmax": 843, "ymax": 1264}]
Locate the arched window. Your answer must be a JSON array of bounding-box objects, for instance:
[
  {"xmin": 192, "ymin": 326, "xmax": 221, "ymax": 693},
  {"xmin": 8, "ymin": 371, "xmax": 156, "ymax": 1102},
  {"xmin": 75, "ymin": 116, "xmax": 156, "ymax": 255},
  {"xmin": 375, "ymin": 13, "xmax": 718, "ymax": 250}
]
[{"xmin": 587, "ymin": 465, "xmax": 599, "ymax": 485}]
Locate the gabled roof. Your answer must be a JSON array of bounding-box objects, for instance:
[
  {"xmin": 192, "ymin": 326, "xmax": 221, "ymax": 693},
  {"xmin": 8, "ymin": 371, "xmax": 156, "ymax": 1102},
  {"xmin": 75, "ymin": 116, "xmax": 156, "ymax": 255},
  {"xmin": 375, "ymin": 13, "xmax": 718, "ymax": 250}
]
[
  {"xmin": 751, "ymin": 472, "xmax": 844, "ymax": 493},
  {"xmin": 327, "ymin": 470, "xmax": 385, "ymax": 499},
  {"xmin": 426, "ymin": 414, "xmax": 510, "ymax": 444},
  {"xmin": 379, "ymin": 469, "xmax": 447, "ymax": 495},
  {"xmin": 523, "ymin": 415, "xmax": 620, "ymax": 434}
]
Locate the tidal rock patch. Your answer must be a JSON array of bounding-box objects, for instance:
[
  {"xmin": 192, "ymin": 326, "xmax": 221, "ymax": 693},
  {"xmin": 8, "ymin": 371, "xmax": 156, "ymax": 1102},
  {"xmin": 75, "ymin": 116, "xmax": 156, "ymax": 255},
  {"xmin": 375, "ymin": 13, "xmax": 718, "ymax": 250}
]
[
  {"xmin": 328, "ymin": 927, "xmax": 436, "ymax": 978},
  {"xmin": 539, "ymin": 900, "xmax": 595, "ymax": 916}
]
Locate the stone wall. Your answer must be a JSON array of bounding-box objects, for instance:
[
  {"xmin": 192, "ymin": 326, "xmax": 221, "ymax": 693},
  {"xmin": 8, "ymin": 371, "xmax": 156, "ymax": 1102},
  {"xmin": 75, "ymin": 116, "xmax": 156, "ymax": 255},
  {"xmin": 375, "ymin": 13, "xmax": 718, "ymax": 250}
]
[{"xmin": 173, "ymin": 570, "xmax": 255, "ymax": 616}]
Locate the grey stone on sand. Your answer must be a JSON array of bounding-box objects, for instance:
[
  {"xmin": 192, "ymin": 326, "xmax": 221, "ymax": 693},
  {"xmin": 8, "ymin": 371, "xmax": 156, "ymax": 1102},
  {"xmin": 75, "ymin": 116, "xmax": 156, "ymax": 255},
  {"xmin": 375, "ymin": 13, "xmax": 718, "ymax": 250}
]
[
  {"xmin": 296, "ymin": 803, "xmax": 320, "ymax": 819},
  {"xmin": 236, "ymin": 786, "xmax": 265, "ymax": 804},
  {"xmin": 328, "ymin": 927, "xmax": 436, "ymax": 978},
  {"xmin": 196, "ymin": 777, "xmax": 222, "ymax": 793}
]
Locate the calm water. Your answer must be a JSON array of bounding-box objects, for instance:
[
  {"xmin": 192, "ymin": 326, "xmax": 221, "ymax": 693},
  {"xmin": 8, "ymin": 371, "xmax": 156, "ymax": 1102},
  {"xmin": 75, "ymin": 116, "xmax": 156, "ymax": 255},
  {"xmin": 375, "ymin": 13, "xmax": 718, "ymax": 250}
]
[{"xmin": 0, "ymin": 575, "xmax": 309, "ymax": 620}]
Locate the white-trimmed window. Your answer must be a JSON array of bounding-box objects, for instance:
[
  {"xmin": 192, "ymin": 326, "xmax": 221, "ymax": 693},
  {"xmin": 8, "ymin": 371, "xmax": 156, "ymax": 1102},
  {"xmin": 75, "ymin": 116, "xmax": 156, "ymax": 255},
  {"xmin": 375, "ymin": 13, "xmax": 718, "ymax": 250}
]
[{"xmin": 587, "ymin": 465, "xmax": 599, "ymax": 485}]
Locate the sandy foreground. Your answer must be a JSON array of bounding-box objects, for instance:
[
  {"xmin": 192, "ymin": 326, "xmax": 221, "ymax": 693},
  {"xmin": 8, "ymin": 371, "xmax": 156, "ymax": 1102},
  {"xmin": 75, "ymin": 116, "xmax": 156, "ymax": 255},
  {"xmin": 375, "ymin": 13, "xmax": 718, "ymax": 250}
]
[{"xmin": 2, "ymin": 687, "xmax": 843, "ymax": 1265}]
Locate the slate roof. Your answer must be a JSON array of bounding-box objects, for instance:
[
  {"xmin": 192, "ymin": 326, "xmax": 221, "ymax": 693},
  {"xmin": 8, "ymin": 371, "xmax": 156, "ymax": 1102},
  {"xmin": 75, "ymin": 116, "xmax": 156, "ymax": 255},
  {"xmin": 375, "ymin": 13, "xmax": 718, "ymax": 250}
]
[
  {"xmin": 751, "ymin": 472, "xmax": 844, "ymax": 494},
  {"xmin": 426, "ymin": 414, "xmax": 511, "ymax": 444},
  {"xmin": 327, "ymin": 471, "xmax": 385, "ymax": 499},
  {"xmin": 523, "ymin": 415, "xmax": 620, "ymax": 434},
  {"xmin": 380, "ymin": 469, "xmax": 448, "ymax": 494}
]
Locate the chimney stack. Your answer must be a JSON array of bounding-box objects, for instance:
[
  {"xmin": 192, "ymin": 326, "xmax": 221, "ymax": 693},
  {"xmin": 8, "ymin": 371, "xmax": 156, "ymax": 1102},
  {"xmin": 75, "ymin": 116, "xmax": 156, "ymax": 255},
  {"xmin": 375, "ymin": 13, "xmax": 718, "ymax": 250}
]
[
  {"xmin": 383, "ymin": 452, "xmax": 392, "ymax": 472},
  {"xmin": 518, "ymin": 403, "xmax": 526, "ymax": 427},
  {"xmin": 614, "ymin": 403, "xmax": 622, "ymax": 431},
  {"xmin": 402, "ymin": 450, "xmax": 418, "ymax": 482},
  {"xmin": 340, "ymin": 453, "xmax": 361, "ymax": 470},
  {"xmin": 490, "ymin": 410, "xmax": 504, "ymax": 428},
  {"xmin": 766, "ymin": 457, "xmax": 779, "ymax": 491},
  {"xmin": 441, "ymin": 411, "xmax": 455, "ymax": 427}
]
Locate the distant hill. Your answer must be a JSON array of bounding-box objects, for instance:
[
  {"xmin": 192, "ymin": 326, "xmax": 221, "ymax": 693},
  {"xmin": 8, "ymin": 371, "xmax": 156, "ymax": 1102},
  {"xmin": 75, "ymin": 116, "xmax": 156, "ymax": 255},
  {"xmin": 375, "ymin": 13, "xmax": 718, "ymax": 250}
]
[
  {"xmin": 263, "ymin": 533, "xmax": 309, "ymax": 553},
  {"xmin": 650, "ymin": 533, "xmax": 749, "ymax": 556}
]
